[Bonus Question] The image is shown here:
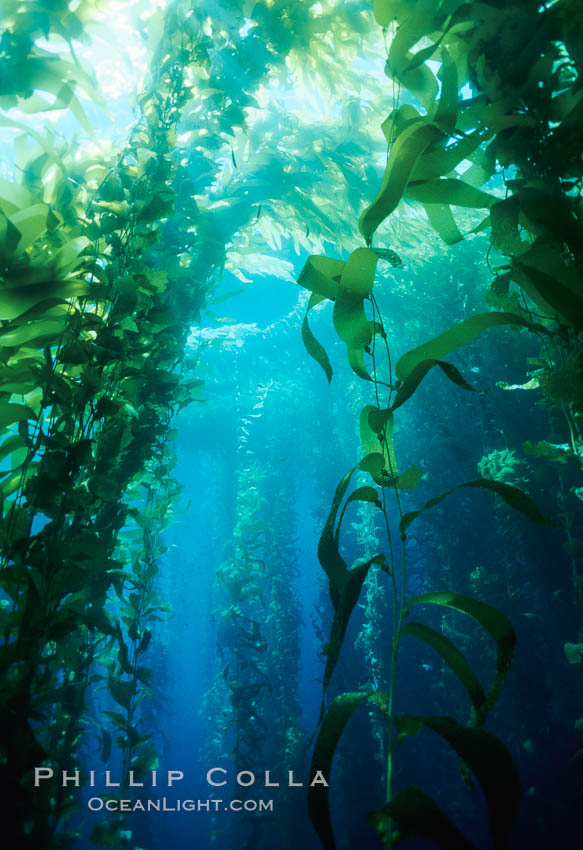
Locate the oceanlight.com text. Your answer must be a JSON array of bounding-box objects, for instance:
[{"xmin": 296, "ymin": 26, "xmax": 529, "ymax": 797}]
[{"xmin": 87, "ymin": 797, "xmax": 274, "ymax": 813}]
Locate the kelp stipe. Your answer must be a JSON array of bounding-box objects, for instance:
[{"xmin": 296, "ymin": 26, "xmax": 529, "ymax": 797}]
[{"xmin": 298, "ymin": 244, "xmax": 548, "ymax": 848}]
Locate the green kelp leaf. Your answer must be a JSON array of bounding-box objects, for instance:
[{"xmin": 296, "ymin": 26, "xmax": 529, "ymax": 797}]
[
  {"xmin": 131, "ymin": 742, "xmax": 159, "ymax": 778},
  {"xmin": 53, "ymin": 236, "xmax": 90, "ymax": 275},
  {"xmin": 405, "ymin": 178, "xmax": 496, "ymax": 209},
  {"xmin": 511, "ymin": 250, "xmax": 583, "ymax": 330},
  {"xmin": 395, "ymin": 715, "xmax": 521, "ymax": 850},
  {"xmin": 334, "ymin": 248, "xmax": 377, "ymax": 345},
  {"xmin": 359, "ymin": 121, "xmax": 443, "ymax": 243},
  {"xmin": 491, "ymin": 196, "xmax": 524, "ymax": 255},
  {"xmin": 0, "ymin": 318, "xmax": 65, "ymax": 348},
  {"xmin": 412, "ymin": 129, "xmax": 493, "ymax": 182},
  {"xmin": 0, "ymin": 209, "xmax": 23, "ymax": 256},
  {"xmin": 401, "ymin": 622, "xmax": 486, "ymax": 711},
  {"xmin": 0, "ymin": 117, "xmax": 68, "ymax": 180},
  {"xmin": 386, "ymin": 12, "xmax": 439, "ymax": 110},
  {"xmin": 469, "ymin": 479, "xmax": 558, "ymax": 526},
  {"xmin": 382, "ymin": 104, "xmax": 424, "ymax": 145},
  {"xmin": 0, "ymin": 435, "xmax": 28, "ymax": 464},
  {"xmin": 523, "ymin": 440, "xmax": 571, "ymax": 463},
  {"xmin": 423, "ymin": 203, "xmax": 464, "ymax": 244},
  {"xmin": 336, "ymin": 486, "xmax": 382, "ymax": 541},
  {"xmin": 108, "ymin": 678, "xmax": 134, "ymax": 709},
  {"xmin": 345, "ymin": 486, "xmax": 380, "ymax": 507},
  {"xmin": 302, "ymin": 293, "xmax": 332, "ymax": 382},
  {"xmin": 359, "ymin": 452, "xmax": 387, "ymax": 478},
  {"xmin": 10, "ymin": 204, "xmax": 49, "ymax": 253},
  {"xmin": 297, "ymin": 255, "xmax": 344, "ymax": 300},
  {"xmin": 210, "ymin": 286, "xmax": 247, "ymax": 306},
  {"xmin": 12, "ymin": 60, "xmax": 94, "ymax": 134},
  {"xmin": 0, "ymin": 462, "xmax": 37, "ymax": 498},
  {"xmin": 309, "ymin": 691, "xmax": 385, "ymax": 850},
  {"xmin": 373, "ymin": 0, "xmax": 398, "ymax": 27},
  {"xmin": 395, "ymin": 313, "xmax": 530, "ymax": 380},
  {"xmin": 360, "ymin": 405, "xmax": 398, "ymax": 485},
  {"xmin": 0, "ymin": 401, "xmax": 36, "ymax": 428},
  {"xmin": 400, "ymin": 478, "xmax": 557, "ymax": 537},
  {"xmin": 396, "ymin": 465, "xmax": 424, "ymax": 489},
  {"xmin": 333, "ymin": 247, "xmax": 377, "ymax": 379},
  {"xmin": 404, "ymin": 593, "xmax": 515, "ymax": 724},
  {"xmin": 360, "ymin": 407, "xmax": 422, "ymax": 489},
  {"xmin": 391, "ymin": 359, "xmax": 483, "ymax": 411},
  {"xmin": 368, "ymin": 786, "xmax": 475, "ymax": 850},
  {"xmin": 297, "ymin": 254, "xmax": 346, "ymax": 380},
  {"xmin": 0, "ymin": 280, "xmax": 104, "ymax": 321},
  {"xmin": 402, "ymin": 3, "xmax": 477, "ymax": 74},
  {"xmin": 405, "ymin": 592, "xmax": 515, "ymax": 648},
  {"xmin": 323, "ymin": 555, "xmax": 384, "ymax": 698},
  {"xmin": 347, "ymin": 345, "xmax": 375, "ymax": 382},
  {"xmin": 0, "ymin": 178, "xmax": 36, "ymax": 216},
  {"xmin": 318, "ymin": 467, "xmax": 385, "ymax": 696},
  {"xmin": 116, "ymin": 628, "xmax": 133, "ymax": 676},
  {"xmin": 434, "ymin": 48, "xmax": 458, "ymax": 134}
]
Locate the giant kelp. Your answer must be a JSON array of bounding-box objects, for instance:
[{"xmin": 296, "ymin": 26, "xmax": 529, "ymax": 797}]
[
  {"xmin": 0, "ymin": 2, "xmax": 392, "ymax": 848},
  {"xmin": 0, "ymin": 4, "xmax": 215, "ymax": 845},
  {"xmin": 296, "ymin": 0, "xmax": 581, "ymax": 847},
  {"xmin": 1, "ymin": 1, "xmax": 581, "ymax": 849}
]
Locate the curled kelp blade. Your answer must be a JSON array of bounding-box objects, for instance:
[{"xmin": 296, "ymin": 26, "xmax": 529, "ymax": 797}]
[
  {"xmin": 395, "ymin": 715, "xmax": 521, "ymax": 850},
  {"xmin": 368, "ymin": 786, "xmax": 476, "ymax": 850},
  {"xmin": 403, "ymin": 591, "xmax": 516, "ymax": 727},
  {"xmin": 400, "ymin": 478, "xmax": 559, "ymax": 536},
  {"xmin": 309, "ymin": 691, "xmax": 386, "ymax": 850},
  {"xmin": 317, "ymin": 466, "xmax": 385, "ymax": 699}
]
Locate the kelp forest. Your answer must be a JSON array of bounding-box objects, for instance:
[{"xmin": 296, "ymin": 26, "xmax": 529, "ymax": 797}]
[{"xmin": 0, "ymin": 1, "xmax": 582, "ymax": 849}]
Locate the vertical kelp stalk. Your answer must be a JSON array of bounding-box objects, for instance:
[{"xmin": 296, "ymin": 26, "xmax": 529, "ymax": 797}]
[
  {"xmin": 369, "ymin": 292, "xmax": 401, "ymax": 839},
  {"xmin": 372, "ymin": 0, "xmax": 583, "ymax": 797},
  {"xmin": 202, "ymin": 375, "xmax": 304, "ymax": 850},
  {"xmin": 0, "ymin": 2, "xmax": 222, "ymax": 843},
  {"xmin": 297, "ymin": 1, "xmax": 569, "ymax": 843},
  {"xmin": 300, "ymin": 244, "xmax": 549, "ymax": 849}
]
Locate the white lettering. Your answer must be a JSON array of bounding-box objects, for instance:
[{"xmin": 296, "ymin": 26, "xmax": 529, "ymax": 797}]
[
  {"xmin": 128, "ymin": 771, "xmax": 144, "ymax": 787},
  {"xmin": 167, "ymin": 771, "xmax": 183, "ymax": 787},
  {"xmin": 62, "ymin": 770, "xmax": 80, "ymax": 787},
  {"xmin": 207, "ymin": 767, "xmax": 227, "ymax": 786},
  {"xmin": 34, "ymin": 768, "xmax": 53, "ymax": 787},
  {"xmin": 288, "ymin": 771, "xmax": 303, "ymax": 787},
  {"xmin": 310, "ymin": 770, "xmax": 329, "ymax": 787}
]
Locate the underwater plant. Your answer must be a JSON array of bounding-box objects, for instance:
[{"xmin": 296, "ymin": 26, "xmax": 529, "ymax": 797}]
[
  {"xmin": 0, "ymin": 1, "xmax": 580, "ymax": 848},
  {"xmin": 298, "ymin": 246, "xmax": 557, "ymax": 849},
  {"xmin": 293, "ymin": 1, "xmax": 582, "ymax": 846}
]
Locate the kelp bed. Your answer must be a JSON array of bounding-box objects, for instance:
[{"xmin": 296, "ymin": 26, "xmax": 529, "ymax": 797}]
[{"xmin": 0, "ymin": 2, "xmax": 582, "ymax": 849}]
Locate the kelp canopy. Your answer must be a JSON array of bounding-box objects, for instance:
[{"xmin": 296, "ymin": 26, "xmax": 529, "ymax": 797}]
[{"xmin": 0, "ymin": 1, "xmax": 581, "ymax": 850}]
